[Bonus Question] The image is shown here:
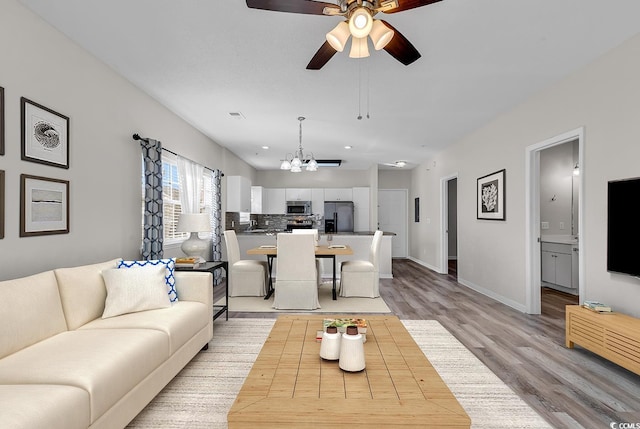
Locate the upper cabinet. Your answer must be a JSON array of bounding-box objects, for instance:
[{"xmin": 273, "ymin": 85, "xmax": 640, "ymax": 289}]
[
  {"xmin": 251, "ymin": 186, "xmax": 265, "ymax": 214},
  {"xmin": 227, "ymin": 176, "xmax": 251, "ymax": 213},
  {"xmin": 264, "ymin": 188, "xmax": 286, "ymax": 214},
  {"xmin": 285, "ymin": 188, "xmax": 312, "ymax": 201},
  {"xmin": 324, "ymin": 188, "xmax": 353, "ymax": 201}
]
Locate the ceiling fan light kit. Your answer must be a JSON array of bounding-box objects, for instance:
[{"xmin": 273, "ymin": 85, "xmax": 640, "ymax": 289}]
[
  {"xmin": 280, "ymin": 117, "xmax": 318, "ymax": 173},
  {"xmin": 370, "ymin": 19, "xmax": 394, "ymax": 50},
  {"xmin": 349, "ymin": 36, "xmax": 370, "ymax": 58},
  {"xmin": 326, "ymin": 21, "xmax": 350, "ymax": 52},
  {"xmin": 348, "ymin": 7, "xmax": 373, "ymax": 38},
  {"xmin": 247, "ymin": 0, "xmax": 440, "ymax": 70}
]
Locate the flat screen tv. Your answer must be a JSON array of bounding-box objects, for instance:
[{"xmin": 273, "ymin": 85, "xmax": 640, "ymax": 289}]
[{"xmin": 607, "ymin": 177, "xmax": 640, "ymax": 277}]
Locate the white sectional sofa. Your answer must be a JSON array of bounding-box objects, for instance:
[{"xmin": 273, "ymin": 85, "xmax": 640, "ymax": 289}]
[{"xmin": 0, "ymin": 258, "xmax": 214, "ymax": 429}]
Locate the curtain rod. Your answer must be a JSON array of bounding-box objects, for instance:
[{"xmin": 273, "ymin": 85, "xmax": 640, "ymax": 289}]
[{"xmin": 133, "ymin": 133, "xmax": 223, "ymax": 176}]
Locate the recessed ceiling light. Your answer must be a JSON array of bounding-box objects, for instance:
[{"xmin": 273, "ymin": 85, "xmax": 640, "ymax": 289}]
[
  {"xmin": 344, "ymin": 145, "xmax": 353, "ymax": 149},
  {"xmin": 261, "ymin": 146, "xmax": 269, "ymax": 150}
]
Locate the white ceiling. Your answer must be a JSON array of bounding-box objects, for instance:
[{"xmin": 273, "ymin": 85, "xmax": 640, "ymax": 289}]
[{"xmin": 18, "ymin": 0, "xmax": 640, "ymax": 170}]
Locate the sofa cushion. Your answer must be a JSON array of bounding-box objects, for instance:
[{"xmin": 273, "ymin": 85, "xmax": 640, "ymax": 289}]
[
  {"xmin": 117, "ymin": 258, "xmax": 178, "ymax": 303},
  {"xmin": 0, "ymin": 270, "xmax": 68, "ymax": 359},
  {"xmin": 54, "ymin": 259, "xmax": 120, "ymax": 330},
  {"xmin": 80, "ymin": 301, "xmax": 209, "ymax": 355},
  {"xmin": 101, "ymin": 265, "xmax": 171, "ymax": 318},
  {"xmin": 0, "ymin": 384, "xmax": 90, "ymax": 429},
  {"xmin": 0, "ymin": 329, "xmax": 169, "ymax": 424}
]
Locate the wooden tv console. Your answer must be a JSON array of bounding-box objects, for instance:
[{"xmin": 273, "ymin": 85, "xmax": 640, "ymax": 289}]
[{"xmin": 565, "ymin": 305, "xmax": 640, "ymax": 375}]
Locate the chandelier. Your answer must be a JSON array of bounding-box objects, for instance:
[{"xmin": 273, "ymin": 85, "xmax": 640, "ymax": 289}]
[{"xmin": 280, "ymin": 117, "xmax": 319, "ymax": 173}]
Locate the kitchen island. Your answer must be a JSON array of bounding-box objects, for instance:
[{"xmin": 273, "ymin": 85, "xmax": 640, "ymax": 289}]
[{"xmin": 223, "ymin": 231, "xmax": 394, "ymax": 279}]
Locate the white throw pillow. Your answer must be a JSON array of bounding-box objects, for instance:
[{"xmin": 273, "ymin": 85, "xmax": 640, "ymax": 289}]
[
  {"xmin": 101, "ymin": 265, "xmax": 171, "ymax": 318},
  {"xmin": 116, "ymin": 258, "xmax": 178, "ymax": 302}
]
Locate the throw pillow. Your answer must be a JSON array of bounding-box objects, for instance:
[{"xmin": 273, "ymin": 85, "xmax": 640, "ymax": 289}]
[
  {"xmin": 101, "ymin": 265, "xmax": 171, "ymax": 318},
  {"xmin": 116, "ymin": 258, "xmax": 178, "ymax": 302}
]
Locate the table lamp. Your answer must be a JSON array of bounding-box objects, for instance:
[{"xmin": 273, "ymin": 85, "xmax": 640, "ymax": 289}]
[{"xmin": 177, "ymin": 213, "xmax": 211, "ymax": 262}]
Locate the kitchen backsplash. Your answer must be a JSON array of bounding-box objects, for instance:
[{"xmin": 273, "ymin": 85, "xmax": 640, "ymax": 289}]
[{"xmin": 225, "ymin": 213, "xmax": 322, "ymax": 232}]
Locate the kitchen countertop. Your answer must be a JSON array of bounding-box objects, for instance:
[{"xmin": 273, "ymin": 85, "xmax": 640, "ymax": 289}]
[
  {"xmin": 541, "ymin": 235, "xmax": 578, "ymax": 245},
  {"xmin": 236, "ymin": 230, "xmax": 395, "ymax": 236}
]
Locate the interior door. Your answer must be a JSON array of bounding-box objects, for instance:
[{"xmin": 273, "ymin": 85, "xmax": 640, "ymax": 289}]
[{"xmin": 378, "ymin": 190, "xmax": 407, "ymax": 257}]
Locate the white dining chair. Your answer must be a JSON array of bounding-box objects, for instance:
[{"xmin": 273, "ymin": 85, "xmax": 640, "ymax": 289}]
[
  {"xmin": 339, "ymin": 230, "xmax": 383, "ymax": 298},
  {"xmin": 224, "ymin": 230, "xmax": 268, "ymax": 297},
  {"xmin": 273, "ymin": 233, "xmax": 320, "ymax": 310},
  {"xmin": 292, "ymin": 229, "xmax": 322, "ymax": 284}
]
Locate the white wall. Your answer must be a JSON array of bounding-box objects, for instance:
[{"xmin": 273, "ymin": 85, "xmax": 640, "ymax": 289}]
[
  {"xmin": 379, "ymin": 169, "xmax": 411, "ymax": 190},
  {"xmin": 255, "ymin": 169, "xmax": 370, "ymax": 188},
  {"xmin": 410, "ymin": 32, "xmax": 640, "ymax": 316},
  {"xmin": 0, "ymin": 0, "xmax": 254, "ymax": 280}
]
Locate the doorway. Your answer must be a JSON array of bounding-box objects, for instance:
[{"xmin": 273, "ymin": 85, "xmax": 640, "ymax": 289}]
[
  {"xmin": 525, "ymin": 128, "xmax": 584, "ymax": 314},
  {"xmin": 440, "ymin": 174, "xmax": 458, "ymax": 276},
  {"xmin": 378, "ymin": 189, "xmax": 408, "ymax": 258}
]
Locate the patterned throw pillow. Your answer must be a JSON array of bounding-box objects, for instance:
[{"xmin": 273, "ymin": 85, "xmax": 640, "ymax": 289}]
[{"xmin": 116, "ymin": 258, "xmax": 178, "ymax": 303}]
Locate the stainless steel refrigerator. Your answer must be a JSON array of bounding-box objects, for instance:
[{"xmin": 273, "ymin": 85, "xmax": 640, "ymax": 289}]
[{"xmin": 324, "ymin": 201, "xmax": 354, "ymax": 232}]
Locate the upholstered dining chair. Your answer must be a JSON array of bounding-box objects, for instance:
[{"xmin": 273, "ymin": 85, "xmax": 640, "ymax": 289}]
[
  {"xmin": 273, "ymin": 233, "xmax": 320, "ymax": 310},
  {"xmin": 291, "ymin": 229, "xmax": 322, "ymax": 285},
  {"xmin": 339, "ymin": 230, "xmax": 383, "ymax": 298},
  {"xmin": 223, "ymin": 230, "xmax": 268, "ymax": 297}
]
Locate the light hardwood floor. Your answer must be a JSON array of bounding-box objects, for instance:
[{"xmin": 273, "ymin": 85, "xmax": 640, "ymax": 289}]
[{"xmin": 221, "ymin": 259, "xmax": 640, "ymax": 429}]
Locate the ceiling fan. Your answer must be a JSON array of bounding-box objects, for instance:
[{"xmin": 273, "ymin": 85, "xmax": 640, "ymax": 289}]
[{"xmin": 246, "ymin": 0, "xmax": 443, "ymax": 70}]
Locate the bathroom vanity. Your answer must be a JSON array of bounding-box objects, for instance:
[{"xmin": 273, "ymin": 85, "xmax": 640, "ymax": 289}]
[{"xmin": 541, "ymin": 235, "xmax": 579, "ymax": 294}]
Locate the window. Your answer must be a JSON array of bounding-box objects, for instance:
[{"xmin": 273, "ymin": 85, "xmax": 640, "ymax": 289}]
[{"xmin": 142, "ymin": 151, "xmax": 214, "ymax": 245}]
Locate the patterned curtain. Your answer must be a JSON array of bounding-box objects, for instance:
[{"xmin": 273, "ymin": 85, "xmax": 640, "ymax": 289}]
[
  {"xmin": 211, "ymin": 169, "xmax": 223, "ymax": 284},
  {"xmin": 140, "ymin": 138, "xmax": 163, "ymax": 260}
]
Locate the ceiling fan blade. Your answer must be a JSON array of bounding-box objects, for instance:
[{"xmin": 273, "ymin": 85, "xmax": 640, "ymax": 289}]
[
  {"xmin": 246, "ymin": 0, "xmax": 340, "ymax": 15},
  {"xmin": 306, "ymin": 41, "xmax": 337, "ymax": 70},
  {"xmin": 380, "ymin": 20, "xmax": 421, "ymax": 66},
  {"xmin": 382, "ymin": 0, "xmax": 442, "ymax": 14}
]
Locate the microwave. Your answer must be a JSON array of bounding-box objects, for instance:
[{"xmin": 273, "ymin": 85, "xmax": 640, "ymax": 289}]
[{"xmin": 286, "ymin": 201, "xmax": 312, "ymax": 215}]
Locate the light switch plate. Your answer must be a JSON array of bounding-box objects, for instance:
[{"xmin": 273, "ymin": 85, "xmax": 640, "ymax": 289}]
[
  {"xmin": 559, "ymin": 222, "xmax": 565, "ymax": 230},
  {"xmin": 541, "ymin": 222, "xmax": 549, "ymax": 229}
]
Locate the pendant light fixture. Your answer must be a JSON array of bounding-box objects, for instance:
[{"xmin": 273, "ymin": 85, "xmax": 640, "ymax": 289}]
[{"xmin": 280, "ymin": 117, "xmax": 318, "ymax": 173}]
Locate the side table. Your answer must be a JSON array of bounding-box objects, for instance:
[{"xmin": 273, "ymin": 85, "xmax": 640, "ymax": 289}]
[{"xmin": 176, "ymin": 261, "xmax": 228, "ymax": 321}]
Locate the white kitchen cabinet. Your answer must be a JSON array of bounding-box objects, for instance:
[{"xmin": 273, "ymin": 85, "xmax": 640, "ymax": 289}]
[
  {"xmin": 227, "ymin": 176, "xmax": 251, "ymax": 213},
  {"xmin": 285, "ymin": 188, "xmax": 312, "ymax": 201},
  {"xmin": 324, "ymin": 188, "xmax": 353, "ymax": 201},
  {"xmin": 264, "ymin": 188, "xmax": 286, "ymax": 214},
  {"xmin": 311, "ymin": 188, "xmax": 324, "ymax": 216},
  {"xmin": 541, "ymin": 242, "xmax": 573, "ymax": 289},
  {"xmin": 352, "ymin": 187, "xmax": 370, "ymax": 232},
  {"xmin": 251, "ymin": 186, "xmax": 265, "ymax": 214}
]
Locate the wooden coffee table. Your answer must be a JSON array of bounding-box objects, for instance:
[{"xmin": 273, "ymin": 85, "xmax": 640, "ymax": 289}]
[{"xmin": 228, "ymin": 315, "xmax": 470, "ymax": 428}]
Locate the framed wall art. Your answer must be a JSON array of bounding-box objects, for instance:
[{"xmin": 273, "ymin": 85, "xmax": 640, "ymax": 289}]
[
  {"xmin": 0, "ymin": 86, "xmax": 4, "ymax": 156},
  {"xmin": 0, "ymin": 170, "xmax": 4, "ymax": 239},
  {"xmin": 477, "ymin": 169, "xmax": 506, "ymax": 221},
  {"xmin": 21, "ymin": 97, "xmax": 69, "ymax": 168},
  {"xmin": 20, "ymin": 174, "xmax": 69, "ymax": 237}
]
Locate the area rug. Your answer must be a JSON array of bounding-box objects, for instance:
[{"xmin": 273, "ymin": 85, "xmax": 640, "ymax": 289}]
[
  {"xmin": 127, "ymin": 318, "xmax": 552, "ymax": 429},
  {"xmin": 216, "ymin": 281, "xmax": 391, "ymax": 313}
]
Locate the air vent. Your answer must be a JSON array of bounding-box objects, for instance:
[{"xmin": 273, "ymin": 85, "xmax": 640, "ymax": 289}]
[{"xmin": 306, "ymin": 159, "xmax": 342, "ymax": 167}]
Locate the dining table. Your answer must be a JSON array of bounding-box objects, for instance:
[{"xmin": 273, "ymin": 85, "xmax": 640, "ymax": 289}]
[{"xmin": 246, "ymin": 244, "xmax": 353, "ymax": 301}]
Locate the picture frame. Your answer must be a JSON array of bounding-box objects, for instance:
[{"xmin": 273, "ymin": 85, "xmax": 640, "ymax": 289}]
[
  {"xmin": 0, "ymin": 170, "xmax": 4, "ymax": 239},
  {"xmin": 21, "ymin": 97, "xmax": 69, "ymax": 169},
  {"xmin": 477, "ymin": 169, "xmax": 506, "ymax": 221},
  {"xmin": 0, "ymin": 86, "xmax": 4, "ymax": 156},
  {"xmin": 20, "ymin": 174, "xmax": 69, "ymax": 237}
]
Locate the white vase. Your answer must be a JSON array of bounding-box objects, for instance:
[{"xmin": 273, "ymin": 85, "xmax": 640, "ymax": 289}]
[
  {"xmin": 339, "ymin": 325, "xmax": 365, "ymax": 372},
  {"xmin": 320, "ymin": 326, "xmax": 341, "ymax": 360}
]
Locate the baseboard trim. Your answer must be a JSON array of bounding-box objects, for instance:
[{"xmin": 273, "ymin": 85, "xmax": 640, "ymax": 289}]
[
  {"xmin": 407, "ymin": 256, "xmax": 443, "ymax": 274},
  {"xmin": 457, "ymin": 277, "xmax": 527, "ymax": 313}
]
